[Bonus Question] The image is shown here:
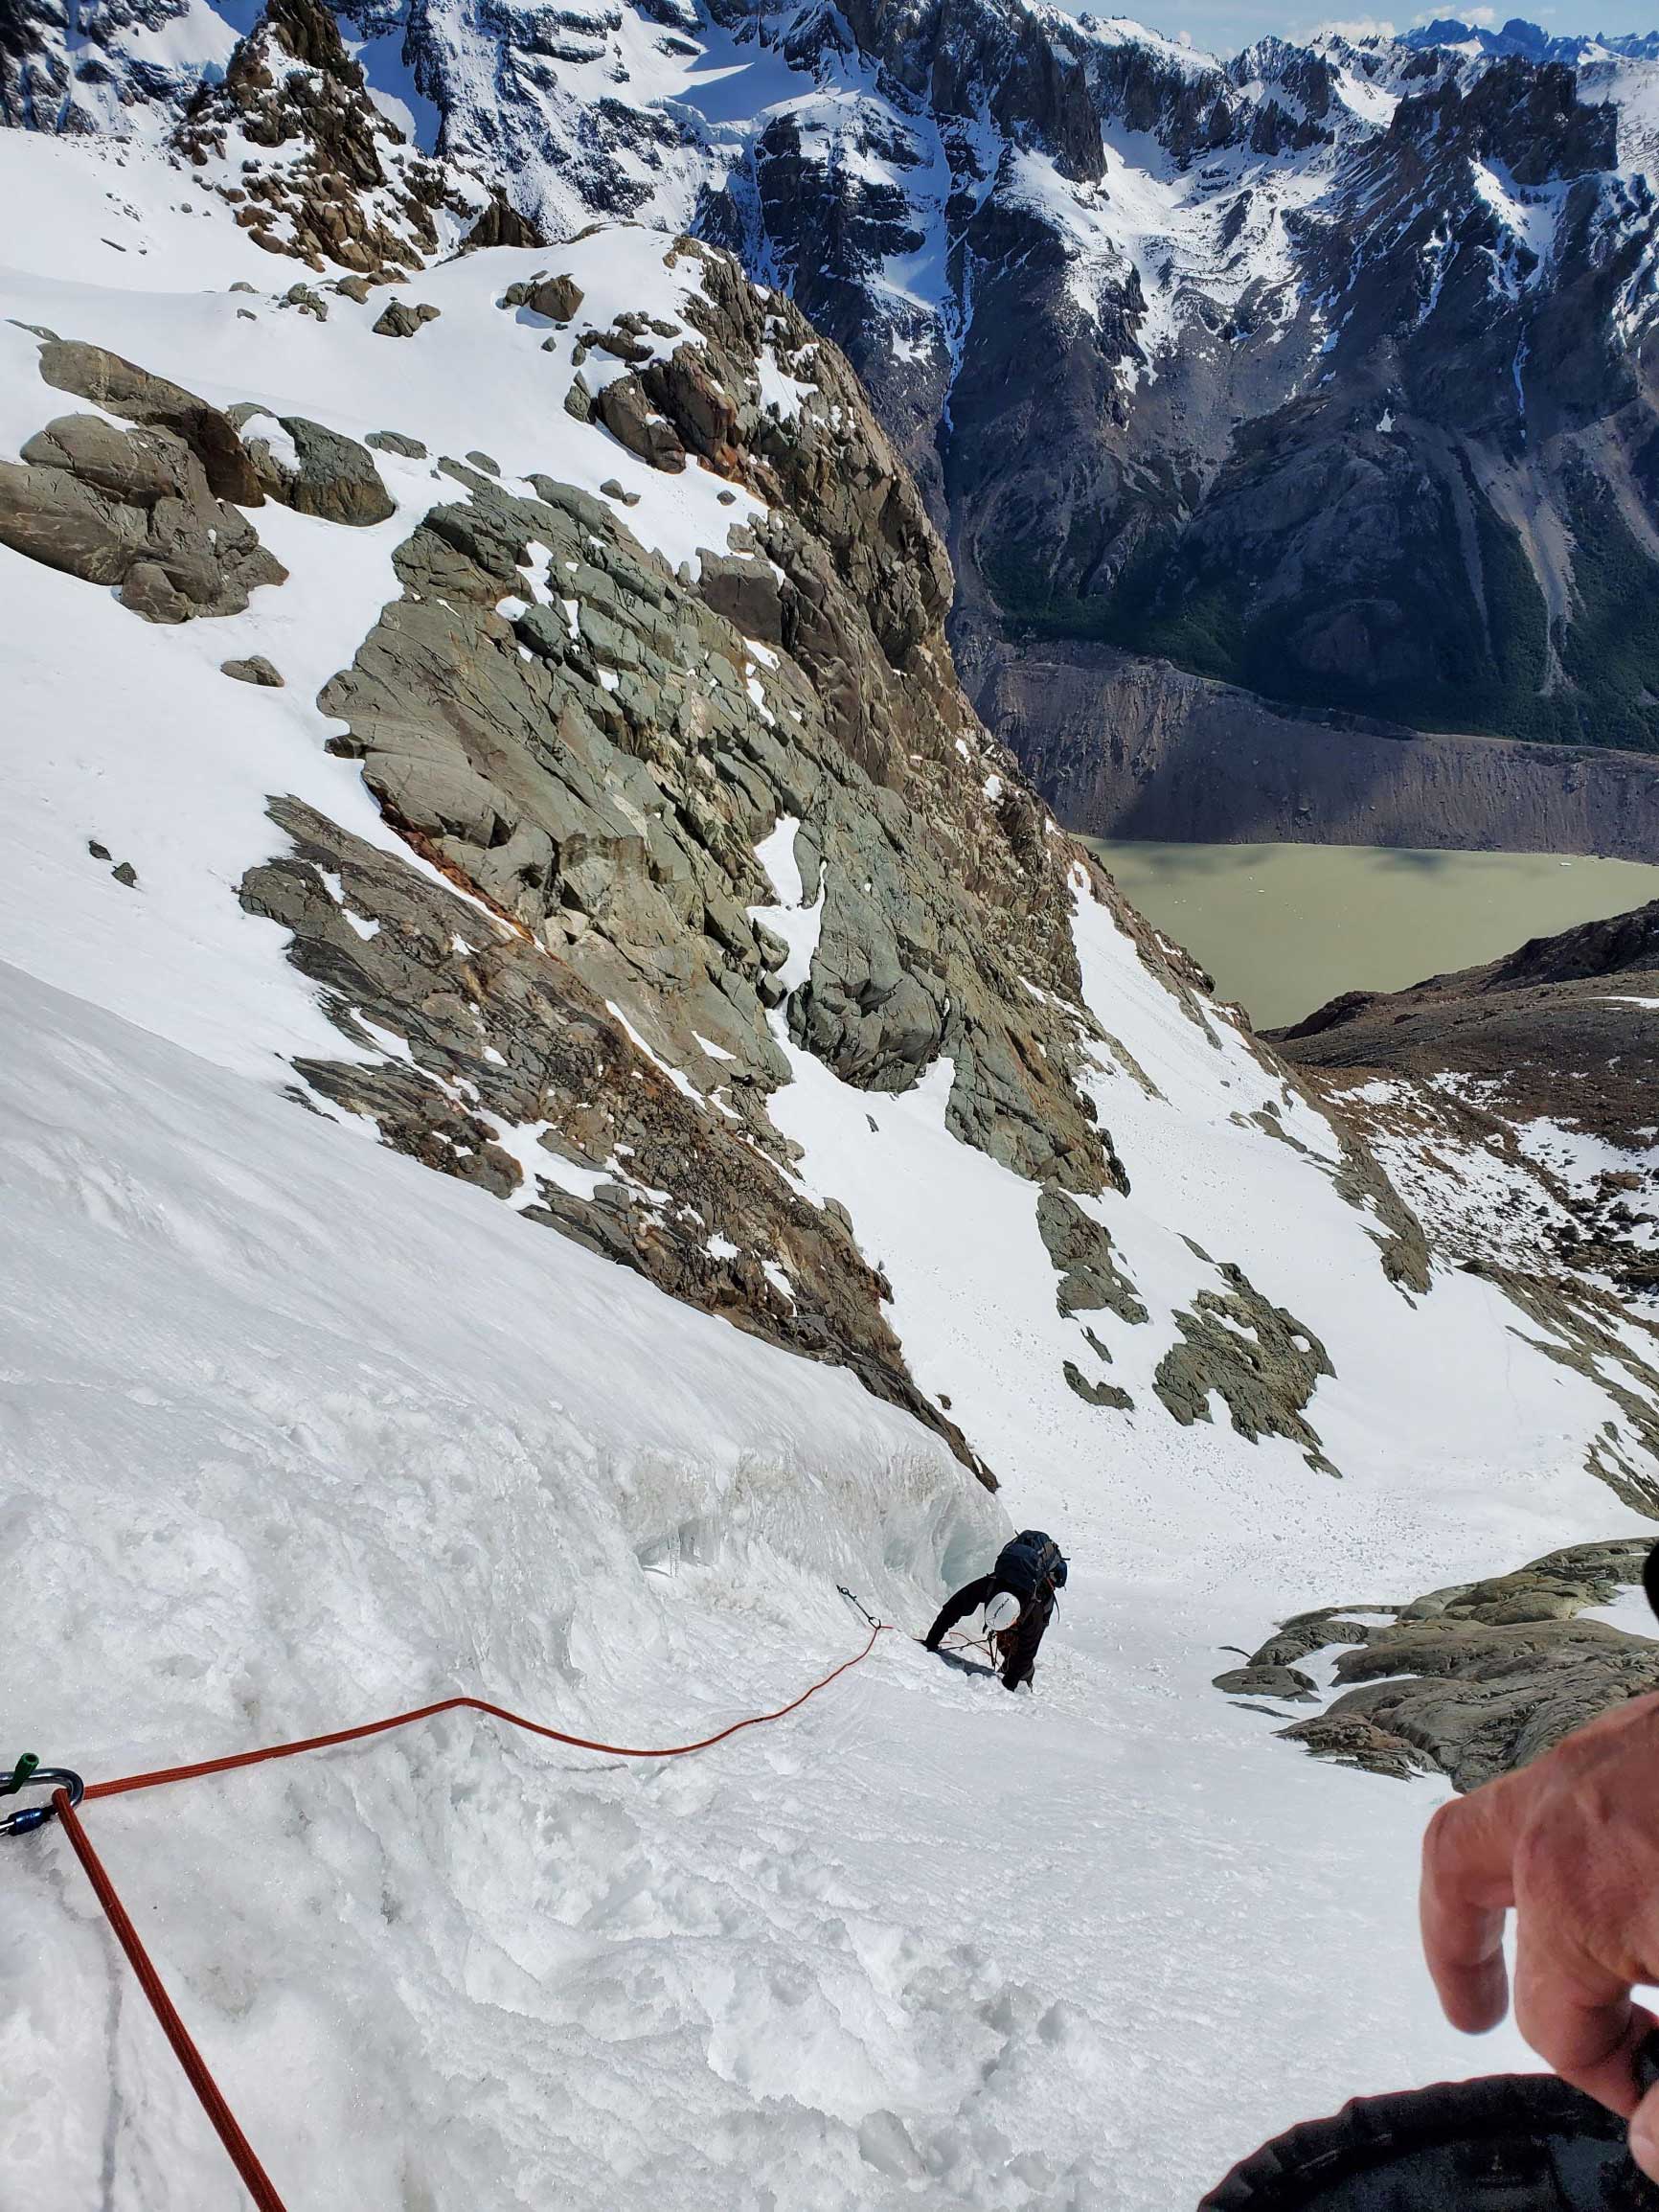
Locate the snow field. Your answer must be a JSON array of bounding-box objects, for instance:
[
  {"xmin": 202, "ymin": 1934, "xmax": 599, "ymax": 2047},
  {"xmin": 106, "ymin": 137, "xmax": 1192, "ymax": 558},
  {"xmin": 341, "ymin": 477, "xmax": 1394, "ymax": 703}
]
[
  {"xmin": 0, "ymin": 961, "xmax": 1006, "ymax": 2209},
  {"xmin": 0, "ymin": 955, "xmax": 1550, "ymax": 2212},
  {"xmin": 752, "ymin": 831, "xmax": 1648, "ymax": 1608}
]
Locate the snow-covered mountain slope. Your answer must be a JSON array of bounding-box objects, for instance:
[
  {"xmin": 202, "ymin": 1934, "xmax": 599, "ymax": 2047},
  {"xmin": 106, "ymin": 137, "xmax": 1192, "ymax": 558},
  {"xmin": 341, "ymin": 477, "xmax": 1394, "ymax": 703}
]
[
  {"xmin": 6, "ymin": 127, "xmax": 1659, "ymax": 2211},
  {"xmin": 2, "ymin": 949, "xmax": 1627, "ymax": 2212},
  {"xmin": 11, "ymin": 0, "xmax": 1659, "ymax": 840},
  {"xmin": 1271, "ymin": 898, "xmax": 1659, "ymax": 1471},
  {"xmin": 15, "ymin": 0, "xmax": 1659, "ymax": 805}
]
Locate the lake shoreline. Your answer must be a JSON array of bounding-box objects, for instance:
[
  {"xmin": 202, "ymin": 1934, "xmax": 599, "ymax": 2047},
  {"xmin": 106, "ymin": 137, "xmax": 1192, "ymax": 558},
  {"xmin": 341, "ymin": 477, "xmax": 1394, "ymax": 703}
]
[{"xmin": 1082, "ymin": 838, "xmax": 1659, "ymax": 1033}]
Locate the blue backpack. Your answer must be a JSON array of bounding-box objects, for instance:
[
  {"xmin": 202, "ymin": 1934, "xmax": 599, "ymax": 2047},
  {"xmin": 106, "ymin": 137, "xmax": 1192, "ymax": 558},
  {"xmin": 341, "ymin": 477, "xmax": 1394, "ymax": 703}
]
[{"xmin": 995, "ymin": 1530, "xmax": 1067, "ymax": 1602}]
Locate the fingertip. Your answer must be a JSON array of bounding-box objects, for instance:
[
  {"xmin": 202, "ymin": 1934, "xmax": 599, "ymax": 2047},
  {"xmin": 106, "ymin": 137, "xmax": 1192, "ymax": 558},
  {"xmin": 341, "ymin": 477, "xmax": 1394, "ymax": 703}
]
[
  {"xmin": 1441, "ymin": 1955, "xmax": 1511, "ymax": 2036},
  {"xmin": 1631, "ymin": 2082, "xmax": 1659, "ymax": 2181}
]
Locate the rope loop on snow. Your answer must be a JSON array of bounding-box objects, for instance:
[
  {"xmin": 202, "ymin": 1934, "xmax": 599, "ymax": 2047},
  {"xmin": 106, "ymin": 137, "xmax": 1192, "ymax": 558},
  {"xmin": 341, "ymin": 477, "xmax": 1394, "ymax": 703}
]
[
  {"xmin": 30, "ymin": 1620, "xmax": 894, "ymax": 2211},
  {"xmin": 0, "ymin": 1763, "xmax": 82, "ymax": 1837}
]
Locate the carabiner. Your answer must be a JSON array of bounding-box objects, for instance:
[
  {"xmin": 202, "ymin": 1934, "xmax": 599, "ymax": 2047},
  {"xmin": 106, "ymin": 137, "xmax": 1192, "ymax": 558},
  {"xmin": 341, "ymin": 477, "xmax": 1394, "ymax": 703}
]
[{"xmin": 0, "ymin": 1766, "xmax": 83, "ymax": 1837}]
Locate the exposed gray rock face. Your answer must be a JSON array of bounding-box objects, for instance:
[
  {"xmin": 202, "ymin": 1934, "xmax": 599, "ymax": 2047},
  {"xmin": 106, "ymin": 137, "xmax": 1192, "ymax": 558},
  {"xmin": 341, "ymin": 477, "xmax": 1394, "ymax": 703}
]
[
  {"xmin": 1037, "ymin": 1187, "xmax": 1146, "ymax": 1323},
  {"xmin": 310, "ymin": 474, "xmax": 1095, "ymax": 1196},
  {"xmin": 372, "ymin": 299, "xmax": 441, "ymax": 337},
  {"xmin": 0, "ymin": 410, "xmax": 286, "ymax": 621},
  {"xmin": 299, "ymin": 245, "xmax": 1109, "ymax": 1211},
  {"xmin": 218, "ymin": 236, "xmax": 1294, "ymax": 1465},
  {"xmin": 87, "ymin": 838, "xmax": 140, "ymax": 886},
  {"xmin": 460, "ymin": 189, "xmax": 546, "ymax": 252},
  {"xmin": 37, "ymin": 338, "xmax": 261, "ymax": 503},
  {"xmin": 1319, "ymin": 1105, "xmax": 1433, "ymax": 1297},
  {"xmin": 222, "ymin": 653, "xmax": 284, "ymax": 685},
  {"xmin": 1486, "ymin": 1269, "xmax": 1659, "ymax": 1512},
  {"xmin": 594, "ymin": 376, "xmax": 686, "ymax": 473},
  {"xmin": 1219, "ymin": 1539, "xmax": 1659, "ymax": 1790},
  {"xmin": 967, "ymin": 637, "xmax": 1659, "ymax": 863},
  {"xmin": 365, "ymin": 430, "xmax": 427, "ymax": 459},
  {"xmin": 1062, "ymin": 1360, "xmax": 1133, "ymax": 1411},
  {"xmin": 500, "ymin": 273, "xmax": 584, "ymax": 324},
  {"xmin": 237, "ymin": 409, "xmax": 396, "ymax": 525},
  {"xmin": 1155, "ymin": 1265, "xmax": 1337, "ymax": 1473},
  {"xmin": 239, "ymin": 793, "xmax": 992, "ymax": 1477}
]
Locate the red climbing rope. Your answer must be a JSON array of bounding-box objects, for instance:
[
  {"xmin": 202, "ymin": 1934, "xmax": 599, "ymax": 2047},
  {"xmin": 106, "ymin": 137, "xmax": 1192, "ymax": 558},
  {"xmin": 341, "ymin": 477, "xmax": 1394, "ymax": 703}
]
[
  {"xmin": 84, "ymin": 1623, "xmax": 888, "ymax": 1800},
  {"xmin": 55, "ymin": 1790, "xmax": 290, "ymax": 2212},
  {"xmin": 38, "ymin": 1621, "xmax": 891, "ymax": 2212}
]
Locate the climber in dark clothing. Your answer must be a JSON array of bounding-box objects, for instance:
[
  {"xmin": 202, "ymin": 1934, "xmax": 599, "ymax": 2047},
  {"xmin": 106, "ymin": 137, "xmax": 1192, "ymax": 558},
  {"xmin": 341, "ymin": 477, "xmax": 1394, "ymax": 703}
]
[{"xmin": 923, "ymin": 1530, "xmax": 1068, "ymax": 1691}]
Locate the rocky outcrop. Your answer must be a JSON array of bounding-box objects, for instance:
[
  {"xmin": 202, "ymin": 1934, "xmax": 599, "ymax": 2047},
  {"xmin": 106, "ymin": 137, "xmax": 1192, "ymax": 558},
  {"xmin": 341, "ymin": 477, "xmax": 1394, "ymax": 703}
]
[
  {"xmin": 1154, "ymin": 1265, "xmax": 1337, "ymax": 1474},
  {"xmin": 307, "ymin": 456, "xmax": 1097, "ymax": 1199},
  {"xmin": 171, "ymin": 0, "xmax": 464, "ymax": 279},
  {"xmin": 500, "ymin": 273, "xmax": 584, "ymax": 324},
  {"xmin": 239, "ymin": 794, "xmax": 992, "ymax": 1479},
  {"xmin": 1036, "ymin": 1187, "xmax": 1146, "ymax": 1322},
  {"xmin": 365, "ymin": 430, "xmax": 427, "ymax": 460},
  {"xmin": 0, "ymin": 410, "xmax": 285, "ymax": 622},
  {"xmin": 37, "ymin": 339, "xmax": 261, "ymax": 504},
  {"xmin": 218, "ymin": 237, "xmax": 1209, "ymax": 1463},
  {"xmin": 461, "ymin": 189, "xmax": 545, "ymax": 253},
  {"xmin": 235, "ymin": 410, "xmax": 396, "ymax": 526},
  {"xmin": 1218, "ymin": 1539, "xmax": 1659, "ymax": 1790},
  {"xmin": 373, "ymin": 299, "xmax": 441, "ymax": 338}
]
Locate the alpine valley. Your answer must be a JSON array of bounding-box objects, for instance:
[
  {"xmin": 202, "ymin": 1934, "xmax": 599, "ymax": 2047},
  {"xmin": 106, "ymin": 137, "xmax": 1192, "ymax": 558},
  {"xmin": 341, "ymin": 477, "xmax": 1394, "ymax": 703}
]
[
  {"xmin": 4, "ymin": 5, "xmax": 1659, "ymax": 2208},
  {"xmin": 12, "ymin": 0, "xmax": 1659, "ymax": 844}
]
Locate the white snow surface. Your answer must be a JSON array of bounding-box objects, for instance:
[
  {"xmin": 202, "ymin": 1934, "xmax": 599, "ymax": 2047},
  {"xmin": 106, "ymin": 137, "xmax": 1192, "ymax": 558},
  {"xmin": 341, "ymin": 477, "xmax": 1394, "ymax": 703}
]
[
  {"xmin": 5, "ymin": 944, "xmax": 1616, "ymax": 2212},
  {"xmin": 4, "ymin": 129, "xmax": 1658, "ymax": 2212}
]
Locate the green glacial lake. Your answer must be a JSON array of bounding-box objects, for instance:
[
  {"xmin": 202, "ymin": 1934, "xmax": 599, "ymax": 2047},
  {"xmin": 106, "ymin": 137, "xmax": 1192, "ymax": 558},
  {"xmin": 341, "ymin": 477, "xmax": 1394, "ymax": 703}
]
[{"xmin": 1082, "ymin": 841, "xmax": 1659, "ymax": 1033}]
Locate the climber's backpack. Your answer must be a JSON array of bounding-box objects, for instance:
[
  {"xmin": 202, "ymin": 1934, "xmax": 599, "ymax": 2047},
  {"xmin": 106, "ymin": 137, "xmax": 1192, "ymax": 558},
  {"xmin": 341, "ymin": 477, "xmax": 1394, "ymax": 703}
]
[{"xmin": 994, "ymin": 1530, "xmax": 1067, "ymax": 1602}]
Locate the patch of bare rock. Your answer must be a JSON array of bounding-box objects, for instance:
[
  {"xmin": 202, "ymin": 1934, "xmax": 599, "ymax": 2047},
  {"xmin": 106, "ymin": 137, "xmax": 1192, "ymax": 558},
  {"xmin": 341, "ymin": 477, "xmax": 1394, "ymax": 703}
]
[
  {"xmin": 1217, "ymin": 1539, "xmax": 1659, "ymax": 1790},
  {"xmin": 0, "ymin": 239, "xmax": 1451, "ymax": 1481}
]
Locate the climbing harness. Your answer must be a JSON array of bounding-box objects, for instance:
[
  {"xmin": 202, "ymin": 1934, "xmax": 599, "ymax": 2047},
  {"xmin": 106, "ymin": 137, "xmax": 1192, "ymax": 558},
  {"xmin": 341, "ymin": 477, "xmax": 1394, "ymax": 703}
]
[{"xmin": 8, "ymin": 1607, "xmax": 893, "ymax": 2212}]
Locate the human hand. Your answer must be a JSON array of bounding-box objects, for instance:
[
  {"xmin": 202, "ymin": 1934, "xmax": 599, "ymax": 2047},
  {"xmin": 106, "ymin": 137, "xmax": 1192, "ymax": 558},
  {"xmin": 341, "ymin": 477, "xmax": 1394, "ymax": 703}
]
[{"xmin": 1420, "ymin": 1689, "xmax": 1659, "ymax": 2177}]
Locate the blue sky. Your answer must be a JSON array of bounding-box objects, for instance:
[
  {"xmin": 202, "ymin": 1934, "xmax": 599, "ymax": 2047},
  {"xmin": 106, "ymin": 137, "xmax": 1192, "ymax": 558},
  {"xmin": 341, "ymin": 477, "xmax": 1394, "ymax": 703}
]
[{"xmin": 1114, "ymin": 0, "xmax": 1656, "ymax": 60}]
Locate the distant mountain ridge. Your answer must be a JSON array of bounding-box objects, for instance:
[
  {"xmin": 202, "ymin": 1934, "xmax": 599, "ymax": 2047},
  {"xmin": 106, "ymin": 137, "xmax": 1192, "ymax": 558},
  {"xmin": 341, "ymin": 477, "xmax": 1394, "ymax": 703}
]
[
  {"xmin": 1404, "ymin": 16, "xmax": 1659, "ymax": 66},
  {"xmin": 10, "ymin": 0, "xmax": 1659, "ymax": 836}
]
